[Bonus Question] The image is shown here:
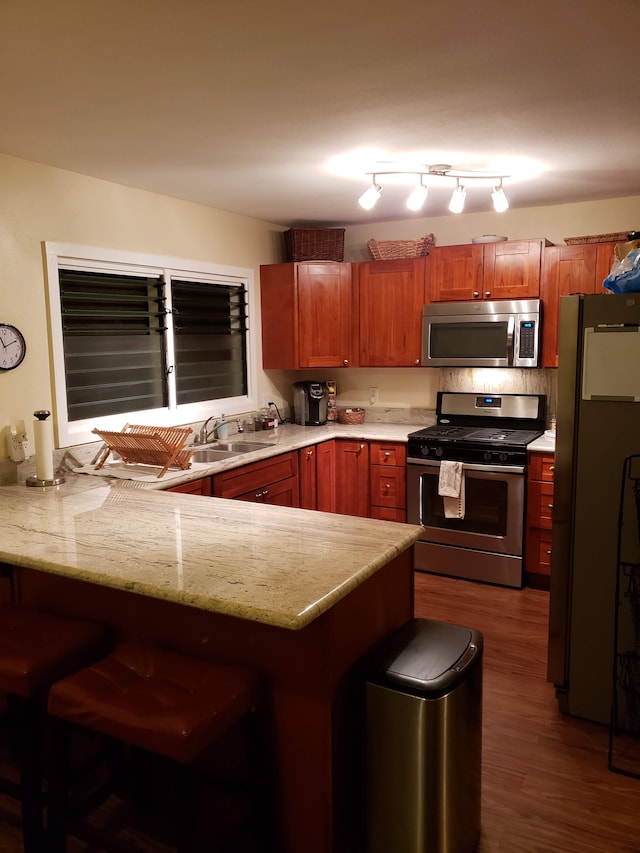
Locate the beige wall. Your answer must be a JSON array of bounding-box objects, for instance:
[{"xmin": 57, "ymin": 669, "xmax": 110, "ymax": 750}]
[
  {"xmin": 1, "ymin": 148, "xmax": 638, "ymax": 460},
  {"xmin": 0, "ymin": 153, "xmax": 283, "ymax": 460},
  {"xmin": 343, "ymin": 195, "xmax": 640, "ymax": 261}
]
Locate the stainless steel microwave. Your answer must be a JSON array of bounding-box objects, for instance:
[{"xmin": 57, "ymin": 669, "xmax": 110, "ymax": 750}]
[{"xmin": 421, "ymin": 299, "xmax": 541, "ymax": 368}]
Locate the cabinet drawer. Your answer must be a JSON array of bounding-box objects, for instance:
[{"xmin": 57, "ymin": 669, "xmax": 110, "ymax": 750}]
[
  {"xmin": 235, "ymin": 475, "xmax": 299, "ymax": 507},
  {"xmin": 526, "ymin": 528, "xmax": 552, "ymax": 577},
  {"xmin": 529, "ymin": 453, "xmax": 555, "ymax": 482},
  {"xmin": 167, "ymin": 477, "xmax": 212, "ymax": 496},
  {"xmin": 370, "ymin": 467, "xmax": 406, "ymax": 509},
  {"xmin": 527, "ymin": 481, "xmax": 554, "ymax": 528},
  {"xmin": 213, "ymin": 452, "xmax": 298, "ymax": 499},
  {"xmin": 370, "ymin": 505, "xmax": 407, "ymax": 523},
  {"xmin": 369, "ymin": 442, "xmax": 407, "ymax": 466},
  {"xmin": 537, "ymin": 528, "xmax": 553, "ymax": 569}
]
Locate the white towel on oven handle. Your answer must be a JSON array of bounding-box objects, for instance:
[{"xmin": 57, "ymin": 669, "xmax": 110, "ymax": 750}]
[{"xmin": 438, "ymin": 460, "xmax": 466, "ymax": 519}]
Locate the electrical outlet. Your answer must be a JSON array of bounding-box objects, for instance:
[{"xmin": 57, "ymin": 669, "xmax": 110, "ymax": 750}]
[{"xmin": 369, "ymin": 387, "xmax": 379, "ymax": 405}]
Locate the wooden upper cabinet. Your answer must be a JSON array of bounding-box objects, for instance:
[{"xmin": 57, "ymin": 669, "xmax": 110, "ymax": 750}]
[
  {"xmin": 428, "ymin": 239, "xmax": 547, "ymax": 302},
  {"xmin": 428, "ymin": 244, "xmax": 483, "ymax": 302},
  {"xmin": 356, "ymin": 257, "xmax": 427, "ymax": 367},
  {"xmin": 483, "ymin": 239, "xmax": 546, "ymax": 300},
  {"xmin": 260, "ymin": 262, "xmax": 355, "ymax": 369},
  {"xmin": 540, "ymin": 242, "xmax": 616, "ymax": 367}
]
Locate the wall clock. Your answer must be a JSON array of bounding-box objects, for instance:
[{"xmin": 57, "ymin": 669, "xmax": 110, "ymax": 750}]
[{"xmin": 0, "ymin": 323, "xmax": 26, "ymax": 370}]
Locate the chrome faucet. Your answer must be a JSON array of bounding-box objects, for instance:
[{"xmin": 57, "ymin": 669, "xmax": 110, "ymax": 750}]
[{"xmin": 198, "ymin": 415, "xmax": 218, "ymax": 445}]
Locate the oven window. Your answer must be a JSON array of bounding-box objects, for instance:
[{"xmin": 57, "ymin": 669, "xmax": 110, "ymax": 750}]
[
  {"xmin": 430, "ymin": 321, "xmax": 508, "ymax": 360},
  {"xmin": 421, "ymin": 472, "xmax": 509, "ymax": 536}
]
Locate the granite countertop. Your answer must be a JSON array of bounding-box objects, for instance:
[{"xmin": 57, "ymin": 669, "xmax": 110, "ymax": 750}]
[
  {"xmin": 528, "ymin": 431, "xmax": 556, "ymax": 453},
  {"xmin": 0, "ymin": 422, "xmax": 423, "ymax": 630}
]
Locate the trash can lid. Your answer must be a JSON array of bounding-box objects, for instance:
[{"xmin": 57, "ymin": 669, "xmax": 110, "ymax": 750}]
[{"xmin": 372, "ymin": 618, "xmax": 482, "ymax": 695}]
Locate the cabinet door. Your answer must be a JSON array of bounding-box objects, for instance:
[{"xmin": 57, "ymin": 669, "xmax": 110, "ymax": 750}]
[
  {"xmin": 357, "ymin": 258, "xmax": 426, "ymax": 366},
  {"xmin": 334, "ymin": 440, "xmax": 369, "ymax": 518},
  {"xmin": 236, "ymin": 476, "xmax": 299, "ymax": 507},
  {"xmin": 297, "ymin": 263, "xmax": 354, "ymax": 368},
  {"xmin": 213, "ymin": 452, "xmax": 298, "ymax": 499},
  {"xmin": 316, "ymin": 440, "xmax": 336, "ymax": 513},
  {"xmin": 369, "ymin": 467, "xmax": 406, "ymax": 511},
  {"xmin": 428, "ymin": 244, "xmax": 483, "ymax": 302},
  {"xmin": 260, "ymin": 262, "xmax": 354, "ymax": 369},
  {"xmin": 299, "ymin": 445, "xmax": 317, "ymax": 510},
  {"xmin": 483, "ymin": 239, "xmax": 543, "ymax": 300},
  {"xmin": 540, "ymin": 244, "xmax": 617, "ymax": 368}
]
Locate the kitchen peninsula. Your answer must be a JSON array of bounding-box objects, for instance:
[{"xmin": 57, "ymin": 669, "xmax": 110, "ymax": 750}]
[{"xmin": 0, "ymin": 474, "xmax": 421, "ymax": 853}]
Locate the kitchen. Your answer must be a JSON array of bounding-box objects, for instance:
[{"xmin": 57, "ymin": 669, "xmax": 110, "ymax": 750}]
[{"xmin": 2, "ymin": 1, "xmax": 640, "ymax": 851}]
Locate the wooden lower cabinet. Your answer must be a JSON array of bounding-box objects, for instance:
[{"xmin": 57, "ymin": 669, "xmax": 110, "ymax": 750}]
[
  {"xmin": 299, "ymin": 441, "xmax": 336, "ymax": 512},
  {"xmin": 334, "ymin": 440, "xmax": 369, "ymax": 518},
  {"xmin": 213, "ymin": 451, "xmax": 299, "ymax": 507},
  {"xmin": 167, "ymin": 477, "xmax": 212, "ymax": 496},
  {"xmin": 369, "ymin": 442, "xmax": 407, "ymax": 522},
  {"xmin": 525, "ymin": 452, "xmax": 555, "ymax": 588}
]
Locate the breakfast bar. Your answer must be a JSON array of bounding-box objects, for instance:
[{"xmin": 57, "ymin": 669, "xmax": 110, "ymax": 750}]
[{"xmin": 0, "ymin": 477, "xmax": 420, "ymax": 852}]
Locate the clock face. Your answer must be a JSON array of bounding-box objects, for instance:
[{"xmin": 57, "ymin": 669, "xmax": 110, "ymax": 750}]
[{"xmin": 0, "ymin": 324, "xmax": 26, "ymax": 370}]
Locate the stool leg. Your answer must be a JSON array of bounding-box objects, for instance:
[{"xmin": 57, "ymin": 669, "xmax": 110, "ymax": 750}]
[
  {"xmin": 16, "ymin": 695, "xmax": 45, "ymax": 853},
  {"xmin": 46, "ymin": 716, "xmax": 71, "ymax": 853},
  {"xmin": 174, "ymin": 760, "xmax": 199, "ymax": 853},
  {"xmin": 244, "ymin": 707, "xmax": 279, "ymax": 853}
]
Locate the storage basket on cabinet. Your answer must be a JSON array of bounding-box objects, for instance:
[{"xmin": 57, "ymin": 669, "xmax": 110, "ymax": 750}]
[
  {"xmin": 336, "ymin": 408, "xmax": 366, "ymax": 425},
  {"xmin": 284, "ymin": 228, "xmax": 345, "ymax": 262},
  {"xmin": 368, "ymin": 234, "xmax": 435, "ymax": 260}
]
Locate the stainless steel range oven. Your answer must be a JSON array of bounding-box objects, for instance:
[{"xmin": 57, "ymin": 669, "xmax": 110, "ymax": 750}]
[{"xmin": 407, "ymin": 392, "xmax": 545, "ymax": 588}]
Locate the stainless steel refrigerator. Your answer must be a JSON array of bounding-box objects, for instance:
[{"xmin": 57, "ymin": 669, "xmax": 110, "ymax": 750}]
[{"xmin": 547, "ymin": 293, "xmax": 640, "ymax": 724}]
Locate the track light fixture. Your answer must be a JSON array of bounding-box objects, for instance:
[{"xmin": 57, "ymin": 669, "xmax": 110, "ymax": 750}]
[
  {"xmin": 491, "ymin": 178, "xmax": 509, "ymax": 212},
  {"xmin": 358, "ymin": 164, "xmax": 509, "ymax": 214},
  {"xmin": 448, "ymin": 180, "xmax": 466, "ymax": 214},
  {"xmin": 358, "ymin": 176, "xmax": 382, "ymax": 210},
  {"xmin": 406, "ymin": 177, "xmax": 429, "ymax": 211}
]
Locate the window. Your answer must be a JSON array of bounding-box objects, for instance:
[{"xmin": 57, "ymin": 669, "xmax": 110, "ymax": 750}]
[{"xmin": 45, "ymin": 243, "xmax": 257, "ymax": 447}]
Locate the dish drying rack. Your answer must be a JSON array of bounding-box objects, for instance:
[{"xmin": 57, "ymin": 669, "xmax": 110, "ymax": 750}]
[{"xmin": 91, "ymin": 424, "xmax": 194, "ymax": 478}]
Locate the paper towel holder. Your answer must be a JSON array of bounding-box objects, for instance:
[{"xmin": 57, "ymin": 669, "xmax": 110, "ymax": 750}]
[{"xmin": 26, "ymin": 410, "xmax": 65, "ymax": 488}]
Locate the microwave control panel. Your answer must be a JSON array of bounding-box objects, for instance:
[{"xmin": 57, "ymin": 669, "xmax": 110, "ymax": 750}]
[{"xmin": 519, "ymin": 320, "xmax": 537, "ymax": 358}]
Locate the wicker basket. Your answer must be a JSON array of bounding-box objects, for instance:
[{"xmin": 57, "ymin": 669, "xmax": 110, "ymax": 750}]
[
  {"xmin": 284, "ymin": 228, "xmax": 345, "ymax": 262},
  {"xmin": 336, "ymin": 407, "xmax": 366, "ymax": 425},
  {"xmin": 368, "ymin": 234, "xmax": 435, "ymax": 260},
  {"xmin": 564, "ymin": 232, "xmax": 631, "ymax": 245}
]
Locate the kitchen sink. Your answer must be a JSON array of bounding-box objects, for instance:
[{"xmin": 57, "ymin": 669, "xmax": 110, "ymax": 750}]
[
  {"xmin": 214, "ymin": 441, "xmax": 268, "ymax": 452},
  {"xmin": 189, "ymin": 441, "xmax": 267, "ymax": 463}
]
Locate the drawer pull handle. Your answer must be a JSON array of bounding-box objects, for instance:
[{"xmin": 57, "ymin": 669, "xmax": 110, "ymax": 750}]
[
  {"xmin": 549, "ymin": 465, "xmax": 555, "ymax": 471},
  {"xmin": 547, "ymin": 503, "xmax": 554, "ymax": 509},
  {"xmin": 546, "ymin": 550, "xmax": 552, "ymax": 555},
  {"xmin": 384, "ymin": 451, "xmax": 391, "ymax": 457}
]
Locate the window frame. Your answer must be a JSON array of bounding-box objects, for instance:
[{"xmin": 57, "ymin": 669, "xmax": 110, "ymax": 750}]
[{"xmin": 44, "ymin": 241, "xmax": 258, "ymax": 448}]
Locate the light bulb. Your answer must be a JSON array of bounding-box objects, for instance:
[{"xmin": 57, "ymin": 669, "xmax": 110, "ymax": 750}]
[
  {"xmin": 406, "ymin": 182, "xmax": 428, "ymax": 211},
  {"xmin": 358, "ymin": 183, "xmax": 382, "ymax": 211},
  {"xmin": 448, "ymin": 184, "xmax": 466, "ymax": 214},
  {"xmin": 491, "ymin": 185, "xmax": 509, "ymax": 212}
]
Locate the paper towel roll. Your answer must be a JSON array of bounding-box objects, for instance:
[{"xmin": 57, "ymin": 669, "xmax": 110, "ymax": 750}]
[{"xmin": 34, "ymin": 411, "xmax": 54, "ymax": 481}]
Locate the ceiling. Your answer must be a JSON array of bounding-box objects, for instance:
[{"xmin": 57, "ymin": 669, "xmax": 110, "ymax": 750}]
[{"xmin": 1, "ymin": 0, "xmax": 639, "ymax": 227}]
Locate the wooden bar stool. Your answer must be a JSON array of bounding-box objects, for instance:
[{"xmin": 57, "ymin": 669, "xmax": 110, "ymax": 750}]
[
  {"xmin": 46, "ymin": 639, "xmax": 277, "ymax": 852},
  {"xmin": 0, "ymin": 603, "xmax": 107, "ymax": 853}
]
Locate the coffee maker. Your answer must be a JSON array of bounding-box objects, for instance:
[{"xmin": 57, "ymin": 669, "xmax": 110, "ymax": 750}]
[{"xmin": 293, "ymin": 381, "xmax": 328, "ymax": 426}]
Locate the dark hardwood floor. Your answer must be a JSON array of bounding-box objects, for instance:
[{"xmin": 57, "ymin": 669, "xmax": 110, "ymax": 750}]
[
  {"xmin": 1, "ymin": 571, "xmax": 639, "ymax": 851},
  {"xmin": 414, "ymin": 571, "xmax": 640, "ymax": 853}
]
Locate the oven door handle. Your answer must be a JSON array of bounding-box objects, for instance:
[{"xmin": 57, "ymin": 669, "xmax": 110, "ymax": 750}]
[{"xmin": 406, "ymin": 457, "xmax": 525, "ymax": 476}]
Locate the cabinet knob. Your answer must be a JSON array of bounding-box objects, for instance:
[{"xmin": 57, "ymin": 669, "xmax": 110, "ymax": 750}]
[
  {"xmin": 359, "ymin": 444, "xmax": 365, "ymax": 450},
  {"xmin": 343, "ymin": 359, "xmax": 349, "ymax": 366},
  {"xmin": 384, "ymin": 451, "xmax": 390, "ymax": 457},
  {"xmin": 546, "ymin": 550, "xmax": 552, "ymax": 556},
  {"xmin": 549, "ymin": 465, "xmax": 555, "ymax": 471},
  {"xmin": 414, "ymin": 358, "xmax": 420, "ymax": 365},
  {"xmin": 485, "ymin": 291, "xmax": 491, "ymax": 298},
  {"xmin": 263, "ymin": 489, "xmax": 269, "ymax": 497},
  {"xmin": 306, "ymin": 449, "xmax": 314, "ymax": 459},
  {"xmin": 547, "ymin": 503, "xmax": 554, "ymax": 509},
  {"xmin": 473, "ymin": 291, "xmax": 480, "ymax": 298},
  {"xmin": 385, "ymin": 483, "xmax": 391, "ymax": 490}
]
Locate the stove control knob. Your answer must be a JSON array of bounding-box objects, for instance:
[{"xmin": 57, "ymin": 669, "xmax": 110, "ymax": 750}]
[
  {"xmin": 434, "ymin": 447, "xmax": 444, "ymax": 458},
  {"xmin": 499, "ymin": 452, "xmax": 508, "ymax": 463},
  {"xmin": 483, "ymin": 450, "xmax": 492, "ymax": 462},
  {"xmin": 421, "ymin": 446, "xmax": 430, "ymax": 457}
]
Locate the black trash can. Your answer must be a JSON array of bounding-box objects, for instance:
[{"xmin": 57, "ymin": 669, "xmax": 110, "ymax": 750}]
[{"xmin": 366, "ymin": 618, "xmax": 483, "ymax": 853}]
